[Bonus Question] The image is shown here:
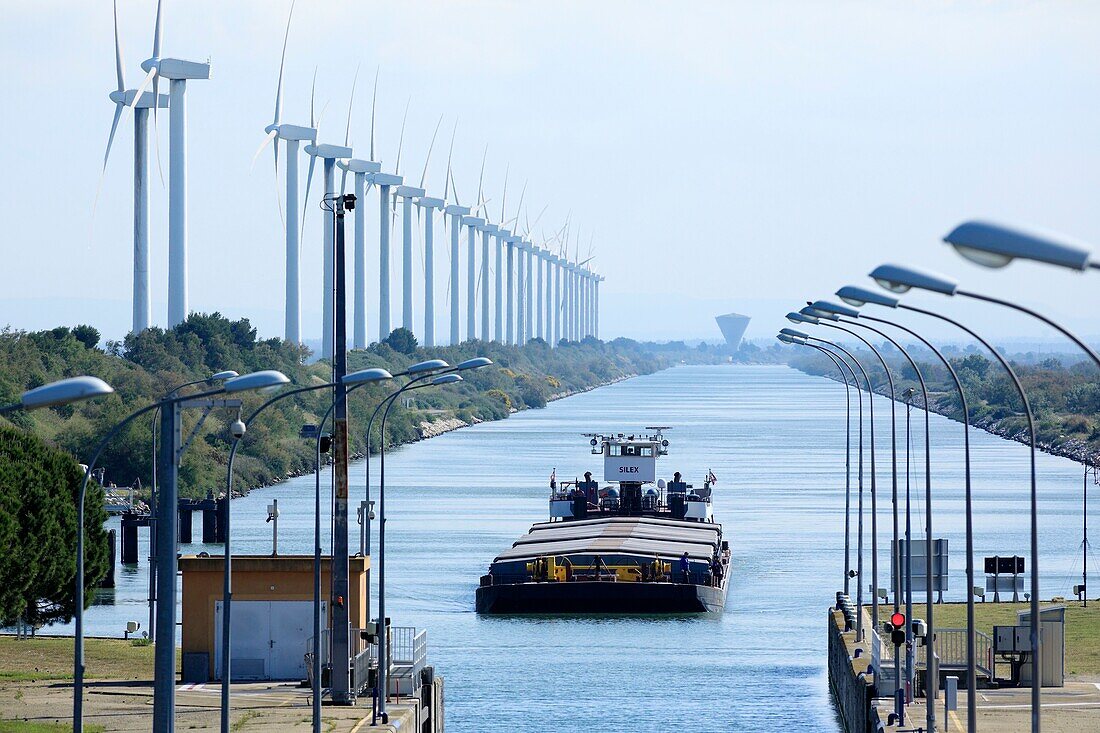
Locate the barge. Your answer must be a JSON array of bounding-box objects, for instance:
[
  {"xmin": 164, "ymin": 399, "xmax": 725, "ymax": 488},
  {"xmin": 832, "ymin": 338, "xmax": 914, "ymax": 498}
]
[{"xmin": 476, "ymin": 428, "xmax": 730, "ymax": 614}]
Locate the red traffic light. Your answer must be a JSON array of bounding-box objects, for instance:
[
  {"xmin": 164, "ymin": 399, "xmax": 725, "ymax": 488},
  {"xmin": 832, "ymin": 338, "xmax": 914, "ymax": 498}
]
[{"xmin": 891, "ymin": 612, "xmax": 906, "ymax": 628}]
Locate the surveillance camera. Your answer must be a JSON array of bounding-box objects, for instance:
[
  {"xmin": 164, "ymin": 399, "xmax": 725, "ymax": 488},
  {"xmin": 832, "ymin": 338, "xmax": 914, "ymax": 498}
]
[{"xmin": 230, "ymin": 419, "xmax": 247, "ymax": 439}]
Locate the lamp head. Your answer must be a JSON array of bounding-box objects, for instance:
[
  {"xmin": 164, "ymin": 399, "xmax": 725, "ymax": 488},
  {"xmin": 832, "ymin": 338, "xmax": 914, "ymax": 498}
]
[
  {"xmin": 810, "ymin": 300, "xmax": 860, "ymax": 318},
  {"xmin": 406, "ymin": 359, "xmax": 450, "ymax": 374},
  {"xmin": 20, "ymin": 376, "xmax": 114, "ymax": 410},
  {"xmin": 786, "ymin": 311, "xmax": 819, "ymax": 325},
  {"xmin": 836, "ymin": 285, "xmax": 899, "ymax": 308},
  {"xmin": 456, "ymin": 357, "xmax": 493, "ymax": 371},
  {"xmin": 870, "ymin": 264, "xmax": 957, "ymax": 296},
  {"xmin": 944, "ymin": 220, "xmax": 1093, "ymax": 271},
  {"xmin": 223, "ymin": 370, "xmax": 291, "ymax": 394},
  {"xmin": 208, "ymin": 370, "xmax": 240, "ymax": 383},
  {"xmin": 344, "ymin": 368, "xmax": 394, "ymax": 385},
  {"xmin": 776, "ymin": 333, "xmax": 804, "ymax": 345},
  {"xmin": 431, "ymin": 374, "xmax": 463, "ymax": 386},
  {"xmin": 779, "ymin": 327, "xmax": 810, "ymax": 340},
  {"xmin": 801, "ymin": 306, "xmax": 839, "ymax": 321}
]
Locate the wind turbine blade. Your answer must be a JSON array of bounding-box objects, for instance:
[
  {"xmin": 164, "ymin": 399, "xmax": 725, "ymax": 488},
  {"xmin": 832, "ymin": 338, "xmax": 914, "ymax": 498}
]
[
  {"xmin": 369, "ymin": 66, "xmax": 379, "ymax": 161},
  {"xmin": 274, "ymin": 0, "xmax": 295, "ymax": 126},
  {"xmin": 345, "ymin": 62, "xmax": 360, "ymax": 148},
  {"xmin": 300, "ymin": 153, "xmax": 316, "ymax": 244},
  {"xmin": 500, "ymin": 164, "xmax": 509, "ymax": 222},
  {"xmin": 130, "ymin": 67, "xmax": 156, "ymax": 107},
  {"xmin": 92, "ymin": 104, "xmax": 126, "ymax": 221},
  {"xmin": 102, "ymin": 104, "xmax": 124, "ymax": 171},
  {"xmin": 514, "ymin": 179, "xmax": 527, "ymax": 226},
  {"xmin": 419, "ymin": 113, "xmax": 443, "ymax": 190},
  {"xmin": 152, "ymin": 106, "xmax": 165, "ymax": 188},
  {"xmin": 443, "ymin": 119, "xmax": 457, "ymax": 200},
  {"xmin": 152, "ymin": 0, "xmax": 163, "ymax": 60},
  {"xmin": 251, "ymin": 129, "xmax": 278, "ymax": 171},
  {"xmin": 394, "ymin": 96, "xmax": 410, "ymax": 176},
  {"xmin": 475, "ymin": 144, "xmax": 487, "ymax": 213},
  {"xmin": 150, "ymin": 0, "xmax": 163, "ymax": 153},
  {"xmin": 309, "ymin": 68, "xmax": 317, "ymax": 128},
  {"xmin": 449, "ymin": 169, "xmax": 461, "ymax": 206},
  {"xmin": 113, "ymin": 0, "xmax": 125, "ymax": 91}
]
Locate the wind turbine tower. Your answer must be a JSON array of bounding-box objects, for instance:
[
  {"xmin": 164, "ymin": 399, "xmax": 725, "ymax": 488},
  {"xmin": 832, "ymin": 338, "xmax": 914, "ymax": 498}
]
[
  {"xmin": 396, "ymin": 185, "xmax": 425, "ymax": 333},
  {"xmin": 371, "ymin": 172, "xmax": 403, "ymax": 341},
  {"xmin": 101, "ymin": 0, "xmax": 168, "ymax": 335},
  {"xmin": 416, "ymin": 195, "xmax": 444, "ymax": 347},
  {"xmin": 494, "ymin": 228, "xmax": 507, "ymax": 342},
  {"xmin": 504, "ymin": 232, "xmax": 515, "ymax": 344},
  {"xmin": 303, "ymin": 137, "xmax": 353, "ymax": 359},
  {"xmin": 479, "ymin": 222, "xmax": 497, "ymax": 340},
  {"xmin": 135, "ymin": 0, "xmax": 210, "ymax": 328},
  {"xmin": 338, "ymin": 158, "xmax": 382, "ymax": 348},
  {"xmin": 534, "ymin": 246, "xmax": 545, "ymax": 341},
  {"xmin": 551, "ymin": 254, "xmax": 562, "ymax": 345},
  {"xmin": 524, "ymin": 241, "xmax": 535, "ymax": 342},
  {"xmin": 461, "ymin": 214, "xmax": 484, "ymax": 340},
  {"xmin": 446, "ymin": 204, "xmax": 470, "ymax": 344},
  {"xmin": 252, "ymin": 2, "xmax": 316, "ymax": 345}
]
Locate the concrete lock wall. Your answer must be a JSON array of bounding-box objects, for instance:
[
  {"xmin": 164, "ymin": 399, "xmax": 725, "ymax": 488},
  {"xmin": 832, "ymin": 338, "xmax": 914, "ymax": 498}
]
[
  {"xmin": 180, "ymin": 555, "xmax": 370, "ymax": 680},
  {"xmin": 828, "ymin": 609, "xmax": 874, "ymax": 733}
]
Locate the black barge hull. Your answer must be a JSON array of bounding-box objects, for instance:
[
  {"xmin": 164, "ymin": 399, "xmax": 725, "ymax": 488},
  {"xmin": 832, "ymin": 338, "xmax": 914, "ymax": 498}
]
[{"xmin": 476, "ymin": 580, "xmax": 726, "ymax": 614}]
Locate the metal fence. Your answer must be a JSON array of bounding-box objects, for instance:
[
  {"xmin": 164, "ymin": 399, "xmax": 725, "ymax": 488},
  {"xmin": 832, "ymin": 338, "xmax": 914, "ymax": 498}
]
[
  {"xmin": 389, "ymin": 626, "xmax": 427, "ymax": 693},
  {"xmin": 915, "ymin": 627, "xmax": 993, "ymax": 677}
]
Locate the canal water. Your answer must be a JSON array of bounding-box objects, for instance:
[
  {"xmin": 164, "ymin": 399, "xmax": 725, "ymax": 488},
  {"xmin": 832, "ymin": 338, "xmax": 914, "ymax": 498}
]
[{"xmin": 65, "ymin": 364, "xmax": 1094, "ymax": 731}]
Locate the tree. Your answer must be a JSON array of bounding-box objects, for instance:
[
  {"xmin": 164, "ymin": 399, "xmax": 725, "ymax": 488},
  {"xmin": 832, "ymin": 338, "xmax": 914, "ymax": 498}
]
[
  {"xmin": 384, "ymin": 327, "xmax": 419, "ymax": 355},
  {"xmin": 0, "ymin": 425, "xmax": 109, "ymax": 626},
  {"xmin": 72, "ymin": 325, "xmax": 101, "ymax": 350}
]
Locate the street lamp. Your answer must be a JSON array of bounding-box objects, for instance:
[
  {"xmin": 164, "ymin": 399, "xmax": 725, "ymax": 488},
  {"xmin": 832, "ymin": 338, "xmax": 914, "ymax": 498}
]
[
  {"xmin": 68, "ymin": 370, "xmax": 288, "ymax": 733},
  {"xmin": 804, "ymin": 303, "xmax": 901, "ymax": 649},
  {"xmin": 148, "ymin": 369, "xmax": 239, "ymax": 643},
  {"xmin": 0, "ymin": 376, "xmax": 115, "ymax": 414},
  {"xmin": 781, "ymin": 324, "xmax": 872, "ymax": 642},
  {"xmin": 375, "ymin": 356, "xmax": 492, "ymax": 723},
  {"xmin": 777, "ymin": 333, "xmax": 859, "ymax": 595},
  {"xmin": 869, "ymin": 263, "xmax": 1041, "ymax": 733},
  {"xmin": 837, "ymin": 283, "xmax": 976, "ymax": 729},
  {"xmin": 812, "ymin": 299, "xmax": 940, "ymax": 724},
  {"xmin": 944, "ymin": 220, "xmax": 1096, "ymax": 272},
  {"xmin": 220, "ymin": 368, "xmax": 391, "ymax": 733},
  {"xmin": 787, "ymin": 311, "xmax": 886, "ymax": 637}
]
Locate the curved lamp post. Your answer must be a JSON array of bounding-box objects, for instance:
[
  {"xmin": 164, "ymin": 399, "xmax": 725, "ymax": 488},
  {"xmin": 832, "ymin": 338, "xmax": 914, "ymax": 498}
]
[
  {"xmin": 375, "ymin": 356, "xmax": 492, "ymax": 723},
  {"xmin": 869, "ymin": 263, "xmax": 1042, "ymax": 732},
  {"xmin": 220, "ymin": 368, "xmax": 392, "ymax": 733},
  {"xmin": 72, "ymin": 370, "xmax": 288, "ymax": 732},
  {"xmin": 837, "ymin": 283, "xmax": 979, "ymax": 728},
  {"xmin": 147, "ymin": 369, "xmax": 238, "ymax": 644},
  {"xmin": 777, "ymin": 333, "xmax": 858, "ymax": 594},
  {"xmin": 803, "ymin": 304, "xmax": 900, "ymax": 639},
  {"xmin": 945, "ymin": 220, "xmax": 1096, "ymax": 272},
  {"xmin": 787, "ymin": 311, "xmax": 886, "ymax": 637},
  {"xmin": 782, "ymin": 324, "xmax": 873, "ymax": 641},
  {"xmin": 360, "ymin": 359, "xmax": 450, "ymax": 555},
  {"xmin": 811, "ymin": 299, "xmax": 939, "ymax": 724}
]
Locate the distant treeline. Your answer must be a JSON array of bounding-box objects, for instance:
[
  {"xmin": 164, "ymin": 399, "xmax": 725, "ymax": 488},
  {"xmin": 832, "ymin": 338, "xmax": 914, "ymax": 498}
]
[
  {"xmin": 0, "ymin": 316, "xmax": 667, "ymax": 499},
  {"xmin": 786, "ymin": 341, "xmax": 1100, "ymax": 464}
]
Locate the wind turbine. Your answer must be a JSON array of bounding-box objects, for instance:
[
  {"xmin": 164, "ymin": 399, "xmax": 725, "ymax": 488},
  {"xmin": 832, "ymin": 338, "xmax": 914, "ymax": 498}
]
[
  {"xmin": 302, "ymin": 80, "xmax": 353, "ymax": 360},
  {"xmin": 336, "ymin": 70, "xmax": 382, "ymax": 350},
  {"xmin": 480, "ymin": 220, "xmax": 498, "ymax": 341},
  {"xmin": 503, "ymin": 228, "xmax": 515, "ymax": 344},
  {"xmin": 130, "ymin": 0, "xmax": 210, "ymax": 329},
  {"xmin": 100, "ymin": 0, "xmax": 168, "ymax": 335},
  {"xmin": 252, "ymin": 0, "xmax": 316, "ymax": 345},
  {"xmin": 413, "ymin": 115, "xmax": 444, "ymax": 347},
  {"xmin": 523, "ymin": 239, "xmax": 535, "ymax": 343},
  {"xmin": 441, "ymin": 124, "xmax": 469, "ymax": 345},
  {"xmin": 459, "ymin": 146, "xmax": 487, "ymax": 341},
  {"xmin": 551, "ymin": 252, "xmax": 562, "ymax": 345}
]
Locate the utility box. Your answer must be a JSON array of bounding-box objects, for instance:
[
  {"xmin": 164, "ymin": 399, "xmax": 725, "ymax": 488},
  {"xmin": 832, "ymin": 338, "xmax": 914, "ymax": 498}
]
[{"xmin": 1018, "ymin": 605, "xmax": 1066, "ymax": 687}]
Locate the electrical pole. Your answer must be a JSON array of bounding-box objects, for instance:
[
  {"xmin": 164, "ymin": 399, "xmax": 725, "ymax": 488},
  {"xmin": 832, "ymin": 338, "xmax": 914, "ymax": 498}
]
[{"xmin": 330, "ymin": 193, "xmax": 354, "ymax": 703}]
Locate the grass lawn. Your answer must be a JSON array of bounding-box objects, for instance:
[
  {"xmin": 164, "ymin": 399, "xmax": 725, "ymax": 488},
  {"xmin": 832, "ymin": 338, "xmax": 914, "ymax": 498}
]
[
  {"xmin": 0, "ymin": 722, "xmax": 104, "ymax": 732},
  {"xmin": 0, "ymin": 637, "xmax": 165, "ymax": 682},
  {"xmin": 896, "ymin": 600, "xmax": 1100, "ymax": 677}
]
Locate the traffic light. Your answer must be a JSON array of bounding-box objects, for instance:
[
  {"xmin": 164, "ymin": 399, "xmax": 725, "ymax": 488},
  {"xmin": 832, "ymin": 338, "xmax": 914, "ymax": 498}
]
[{"xmin": 886, "ymin": 612, "xmax": 906, "ymax": 645}]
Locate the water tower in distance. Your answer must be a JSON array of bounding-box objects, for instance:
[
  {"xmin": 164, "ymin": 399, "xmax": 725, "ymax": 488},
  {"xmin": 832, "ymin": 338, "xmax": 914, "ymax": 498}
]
[{"xmin": 714, "ymin": 312, "xmax": 751, "ymax": 350}]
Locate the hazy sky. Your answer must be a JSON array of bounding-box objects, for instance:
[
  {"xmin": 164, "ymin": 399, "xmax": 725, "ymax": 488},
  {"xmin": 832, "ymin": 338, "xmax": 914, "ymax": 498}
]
[{"xmin": 2, "ymin": 1, "xmax": 1099, "ymax": 346}]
